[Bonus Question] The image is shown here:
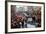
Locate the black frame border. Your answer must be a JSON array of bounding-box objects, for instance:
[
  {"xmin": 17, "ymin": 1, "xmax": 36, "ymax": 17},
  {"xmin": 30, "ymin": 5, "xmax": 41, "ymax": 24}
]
[{"xmin": 5, "ymin": 1, "xmax": 45, "ymax": 33}]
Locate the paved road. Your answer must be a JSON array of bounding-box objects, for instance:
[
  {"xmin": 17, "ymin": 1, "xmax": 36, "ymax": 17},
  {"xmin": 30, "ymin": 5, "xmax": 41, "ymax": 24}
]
[
  {"xmin": 27, "ymin": 23, "xmax": 36, "ymax": 28},
  {"xmin": 20, "ymin": 23, "xmax": 36, "ymax": 28}
]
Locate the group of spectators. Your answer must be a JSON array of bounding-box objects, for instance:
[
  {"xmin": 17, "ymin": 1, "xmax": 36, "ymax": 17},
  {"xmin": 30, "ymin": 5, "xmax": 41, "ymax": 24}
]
[{"xmin": 32, "ymin": 8, "xmax": 41, "ymax": 27}]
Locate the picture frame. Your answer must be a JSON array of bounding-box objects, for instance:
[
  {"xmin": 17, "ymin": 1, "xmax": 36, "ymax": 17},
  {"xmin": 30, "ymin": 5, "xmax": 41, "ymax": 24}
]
[{"xmin": 5, "ymin": 1, "xmax": 45, "ymax": 33}]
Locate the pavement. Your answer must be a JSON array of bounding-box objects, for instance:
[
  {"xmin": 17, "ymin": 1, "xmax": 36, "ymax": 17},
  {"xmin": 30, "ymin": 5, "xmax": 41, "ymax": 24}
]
[{"xmin": 27, "ymin": 23, "xmax": 36, "ymax": 28}]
